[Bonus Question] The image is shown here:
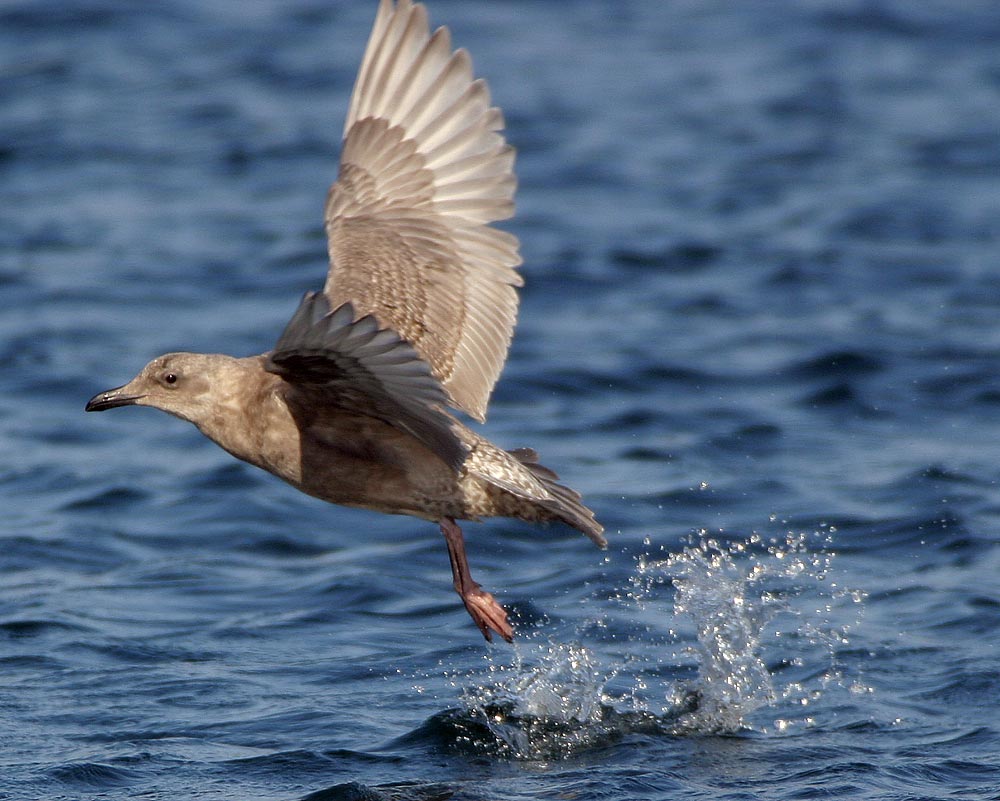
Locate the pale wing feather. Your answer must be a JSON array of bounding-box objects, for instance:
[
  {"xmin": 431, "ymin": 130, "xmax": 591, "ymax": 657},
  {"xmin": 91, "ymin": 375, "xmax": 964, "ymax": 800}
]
[{"xmin": 324, "ymin": 0, "xmax": 522, "ymax": 422}]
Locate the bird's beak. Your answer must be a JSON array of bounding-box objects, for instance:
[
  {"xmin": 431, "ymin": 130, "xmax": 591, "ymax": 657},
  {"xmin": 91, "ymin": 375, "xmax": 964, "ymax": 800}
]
[{"xmin": 85, "ymin": 385, "xmax": 144, "ymax": 412}]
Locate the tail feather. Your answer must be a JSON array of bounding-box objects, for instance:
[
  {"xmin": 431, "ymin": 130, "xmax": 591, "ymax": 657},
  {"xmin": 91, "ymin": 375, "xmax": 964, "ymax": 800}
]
[{"xmin": 508, "ymin": 449, "xmax": 606, "ymax": 548}]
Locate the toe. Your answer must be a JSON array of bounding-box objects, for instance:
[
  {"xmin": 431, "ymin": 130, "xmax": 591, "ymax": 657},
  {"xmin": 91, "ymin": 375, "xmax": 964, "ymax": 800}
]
[{"xmin": 464, "ymin": 590, "xmax": 514, "ymax": 643}]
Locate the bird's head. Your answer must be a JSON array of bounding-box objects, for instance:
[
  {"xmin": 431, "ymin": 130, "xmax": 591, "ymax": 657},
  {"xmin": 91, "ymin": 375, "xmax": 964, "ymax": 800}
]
[{"xmin": 85, "ymin": 352, "xmax": 238, "ymax": 425}]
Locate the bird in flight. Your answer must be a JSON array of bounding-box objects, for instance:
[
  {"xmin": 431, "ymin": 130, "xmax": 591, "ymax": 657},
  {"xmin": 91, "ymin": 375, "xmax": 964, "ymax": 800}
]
[{"xmin": 86, "ymin": 0, "xmax": 604, "ymax": 643}]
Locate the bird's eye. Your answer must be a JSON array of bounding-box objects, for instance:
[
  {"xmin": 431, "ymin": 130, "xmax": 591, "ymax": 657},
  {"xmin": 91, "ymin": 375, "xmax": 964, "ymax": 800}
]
[{"xmin": 164, "ymin": 372, "xmax": 178, "ymax": 385}]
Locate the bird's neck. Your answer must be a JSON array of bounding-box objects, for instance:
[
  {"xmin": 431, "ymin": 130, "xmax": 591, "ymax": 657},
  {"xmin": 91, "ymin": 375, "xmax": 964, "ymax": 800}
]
[{"xmin": 193, "ymin": 357, "xmax": 284, "ymax": 470}]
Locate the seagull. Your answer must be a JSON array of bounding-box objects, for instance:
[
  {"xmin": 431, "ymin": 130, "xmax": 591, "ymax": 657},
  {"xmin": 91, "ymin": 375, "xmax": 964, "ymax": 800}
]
[{"xmin": 86, "ymin": 0, "xmax": 604, "ymax": 643}]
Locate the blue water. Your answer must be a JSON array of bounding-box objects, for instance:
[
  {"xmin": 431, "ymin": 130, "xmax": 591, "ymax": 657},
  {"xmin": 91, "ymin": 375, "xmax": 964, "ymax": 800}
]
[{"xmin": 3, "ymin": 0, "xmax": 1000, "ymax": 798}]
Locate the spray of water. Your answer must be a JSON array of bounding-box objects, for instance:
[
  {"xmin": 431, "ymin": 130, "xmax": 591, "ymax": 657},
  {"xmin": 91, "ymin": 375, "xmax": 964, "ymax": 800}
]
[
  {"xmin": 656, "ymin": 536, "xmax": 780, "ymax": 732},
  {"xmin": 447, "ymin": 524, "xmax": 861, "ymax": 758}
]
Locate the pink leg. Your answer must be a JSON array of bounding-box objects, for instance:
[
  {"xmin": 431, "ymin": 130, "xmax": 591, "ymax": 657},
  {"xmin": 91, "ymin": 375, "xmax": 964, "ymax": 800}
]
[{"xmin": 440, "ymin": 517, "xmax": 513, "ymax": 643}]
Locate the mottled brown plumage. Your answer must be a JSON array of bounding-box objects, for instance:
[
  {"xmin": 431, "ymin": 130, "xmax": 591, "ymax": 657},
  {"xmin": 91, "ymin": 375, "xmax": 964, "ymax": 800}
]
[
  {"xmin": 86, "ymin": 0, "xmax": 603, "ymax": 643},
  {"xmin": 325, "ymin": 0, "xmax": 521, "ymax": 422}
]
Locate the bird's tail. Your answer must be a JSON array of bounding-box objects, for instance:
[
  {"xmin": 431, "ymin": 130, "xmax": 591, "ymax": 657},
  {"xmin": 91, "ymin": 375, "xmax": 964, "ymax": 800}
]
[{"xmin": 507, "ymin": 448, "xmax": 606, "ymax": 548}]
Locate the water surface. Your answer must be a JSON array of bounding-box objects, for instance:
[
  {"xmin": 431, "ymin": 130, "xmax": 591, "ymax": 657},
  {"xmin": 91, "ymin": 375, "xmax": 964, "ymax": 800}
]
[{"xmin": 2, "ymin": 1, "xmax": 1000, "ymax": 799}]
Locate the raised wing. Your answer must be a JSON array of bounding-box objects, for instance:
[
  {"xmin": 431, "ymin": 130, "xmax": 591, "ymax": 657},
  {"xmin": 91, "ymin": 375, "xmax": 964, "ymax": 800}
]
[
  {"xmin": 265, "ymin": 292, "xmax": 468, "ymax": 471},
  {"xmin": 323, "ymin": 0, "xmax": 522, "ymax": 422}
]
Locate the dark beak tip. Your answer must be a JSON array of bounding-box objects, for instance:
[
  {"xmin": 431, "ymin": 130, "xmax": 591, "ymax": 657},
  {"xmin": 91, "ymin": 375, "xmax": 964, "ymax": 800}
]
[
  {"xmin": 85, "ymin": 393, "xmax": 110, "ymax": 412},
  {"xmin": 85, "ymin": 389, "xmax": 141, "ymax": 412}
]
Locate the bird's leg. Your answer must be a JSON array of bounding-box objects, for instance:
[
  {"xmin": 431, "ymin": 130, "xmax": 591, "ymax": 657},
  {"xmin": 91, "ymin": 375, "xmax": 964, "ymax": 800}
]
[{"xmin": 439, "ymin": 517, "xmax": 514, "ymax": 643}]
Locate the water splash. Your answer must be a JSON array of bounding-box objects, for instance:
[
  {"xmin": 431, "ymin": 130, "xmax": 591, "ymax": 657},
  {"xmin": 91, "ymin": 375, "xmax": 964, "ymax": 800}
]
[
  {"xmin": 652, "ymin": 532, "xmax": 818, "ymax": 733},
  {"xmin": 657, "ymin": 538, "xmax": 779, "ymax": 732},
  {"xmin": 644, "ymin": 528, "xmax": 864, "ymax": 735},
  {"xmin": 445, "ymin": 525, "xmax": 860, "ymax": 758},
  {"xmin": 483, "ymin": 641, "xmax": 607, "ymax": 724},
  {"xmin": 449, "ymin": 639, "xmax": 690, "ymax": 760}
]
